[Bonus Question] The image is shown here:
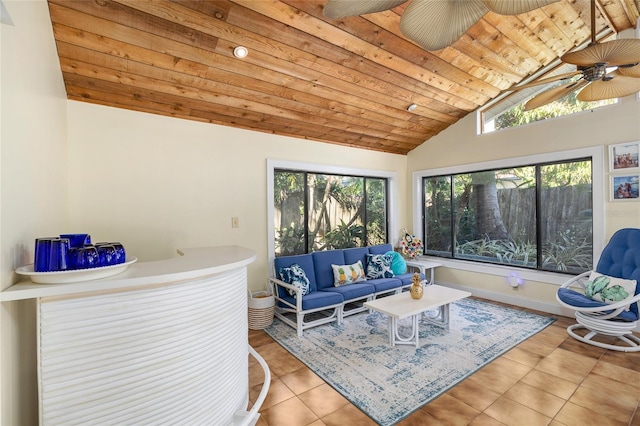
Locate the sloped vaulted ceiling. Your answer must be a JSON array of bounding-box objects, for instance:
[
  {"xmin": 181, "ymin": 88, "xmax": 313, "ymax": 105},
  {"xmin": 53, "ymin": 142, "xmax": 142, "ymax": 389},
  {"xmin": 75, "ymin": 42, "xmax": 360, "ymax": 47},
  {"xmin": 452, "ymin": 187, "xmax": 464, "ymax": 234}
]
[{"xmin": 49, "ymin": 0, "xmax": 640, "ymax": 155}]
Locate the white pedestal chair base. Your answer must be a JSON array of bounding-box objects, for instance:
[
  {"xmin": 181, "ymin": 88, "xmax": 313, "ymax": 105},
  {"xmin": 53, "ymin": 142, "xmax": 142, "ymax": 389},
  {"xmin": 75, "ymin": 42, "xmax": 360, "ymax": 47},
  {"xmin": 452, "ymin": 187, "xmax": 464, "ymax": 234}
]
[{"xmin": 567, "ymin": 312, "xmax": 640, "ymax": 352}]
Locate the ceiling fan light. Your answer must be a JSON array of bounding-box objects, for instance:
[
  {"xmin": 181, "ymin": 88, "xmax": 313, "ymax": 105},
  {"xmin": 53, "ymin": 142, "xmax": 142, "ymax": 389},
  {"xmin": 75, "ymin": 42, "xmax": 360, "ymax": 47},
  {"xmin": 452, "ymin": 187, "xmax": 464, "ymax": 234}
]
[
  {"xmin": 400, "ymin": 0, "xmax": 489, "ymax": 51},
  {"xmin": 323, "ymin": 0, "xmax": 408, "ymax": 18}
]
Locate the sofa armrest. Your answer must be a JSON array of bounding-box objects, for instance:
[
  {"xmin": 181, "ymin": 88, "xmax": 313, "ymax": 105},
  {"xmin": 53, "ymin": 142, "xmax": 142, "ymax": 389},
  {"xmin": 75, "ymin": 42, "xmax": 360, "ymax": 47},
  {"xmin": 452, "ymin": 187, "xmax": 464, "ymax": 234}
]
[{"xmin": 269, "ymin": 277, "xmax": 303, "ymax": 311}]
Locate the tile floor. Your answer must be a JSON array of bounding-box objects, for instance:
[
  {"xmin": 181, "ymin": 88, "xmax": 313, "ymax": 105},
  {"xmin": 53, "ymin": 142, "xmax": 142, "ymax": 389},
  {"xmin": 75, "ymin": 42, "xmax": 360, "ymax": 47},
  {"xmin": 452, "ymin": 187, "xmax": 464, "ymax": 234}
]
[{"xmin": 248, "ymin": 299, "xmax": 640, "ymax": 426}]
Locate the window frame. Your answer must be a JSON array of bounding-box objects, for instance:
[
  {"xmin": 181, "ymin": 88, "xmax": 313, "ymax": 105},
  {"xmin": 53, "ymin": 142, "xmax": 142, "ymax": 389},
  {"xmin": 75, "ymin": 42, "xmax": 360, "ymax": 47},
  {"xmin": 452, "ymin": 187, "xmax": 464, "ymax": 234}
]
[
  {"xmin": 267, "ymin": 159, "xmax": 399, "ymax": 275},
  {"xmin": 411, "ymin": 146, "xmax": 605, "ymax": 286}
]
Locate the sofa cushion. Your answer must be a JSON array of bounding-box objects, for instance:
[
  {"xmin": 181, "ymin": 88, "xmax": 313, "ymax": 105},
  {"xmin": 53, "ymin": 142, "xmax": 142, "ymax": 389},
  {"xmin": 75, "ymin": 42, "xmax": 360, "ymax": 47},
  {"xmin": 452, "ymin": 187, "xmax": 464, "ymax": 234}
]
[
  {"xmin": 278, "ymin": 264, "xmax": 311, "ymax": 297},
  {"xmin": 386, "ymin": 250, "xmax": 407, "ymax": 275},
  {"xmin": 331, "ymin": 261, "xmax": 366, "ymax": 287},
  {"xmin": 343, "ymin": 247, "xmax": 369, "ymax": 267},
  {"xmin": 321, "ymin": 282, "xmax": 374, "ymax": 301},
  {"xmin": 365, "ymin": 277, "xmax": 403, "ymax": 294},
  {"xmin": 313, "ymin": 250, "xmax": 346, "ymax": 290},
  {"xmin": 366, "ymin": 253, "xmax": 394, "ymax": 279},
  {"xmin": 368, "ymin": 243, "xmax": 394, "ymax": 255},
  {"xmin": 274, "ymin": 254, "xmax": 317, "ymax": 293},
  {"xmin": 278, "ymin": 290, "xmax": 344, "ymax": 311}
]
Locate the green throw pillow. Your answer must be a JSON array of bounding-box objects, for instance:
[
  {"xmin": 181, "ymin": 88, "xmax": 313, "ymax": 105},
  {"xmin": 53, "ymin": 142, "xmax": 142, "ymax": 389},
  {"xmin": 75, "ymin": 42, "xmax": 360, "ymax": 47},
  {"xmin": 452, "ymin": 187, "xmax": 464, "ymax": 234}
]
[
  {"xmin": 585, "ymin": 271, "xmax": 637, "ymax": 306},
  {"xmin": 385, "ymin": 251, "xmax": 407, "ymax": 275}
]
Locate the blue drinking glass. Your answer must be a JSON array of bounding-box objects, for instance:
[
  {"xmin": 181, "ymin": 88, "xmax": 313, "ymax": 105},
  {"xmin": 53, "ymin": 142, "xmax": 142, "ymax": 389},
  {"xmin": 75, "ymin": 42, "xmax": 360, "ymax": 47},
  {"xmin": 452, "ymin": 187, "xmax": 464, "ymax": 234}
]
[
  {"xmin": 73, "ymin": 245, "xmax": 100, "ymax": 269},
  {"xmin": 34, "ymin": 237, "xmax": 70, "ymax": 272},
  {"xmin": 96, "ymin": 244, "xmax": 117, "ymax": 266},
  {"xmin": 60, "ymin": 233, "xmax": 91, "ymax": 248}
]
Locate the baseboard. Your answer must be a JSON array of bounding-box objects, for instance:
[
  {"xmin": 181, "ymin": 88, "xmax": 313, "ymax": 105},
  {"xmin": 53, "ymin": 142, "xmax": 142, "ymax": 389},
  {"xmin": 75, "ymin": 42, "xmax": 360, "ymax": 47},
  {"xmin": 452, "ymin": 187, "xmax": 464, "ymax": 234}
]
[{"xmin": 436, "ymin": 280, "xmax": 640, "ymax": 333}]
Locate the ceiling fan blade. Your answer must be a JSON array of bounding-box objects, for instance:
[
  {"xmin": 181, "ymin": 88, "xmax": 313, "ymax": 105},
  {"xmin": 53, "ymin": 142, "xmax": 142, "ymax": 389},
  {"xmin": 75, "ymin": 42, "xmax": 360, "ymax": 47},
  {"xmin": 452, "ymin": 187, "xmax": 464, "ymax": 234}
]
[
  {"xmin": 524, "ymin": 80, "xmax": 589, "ymax": 111},
  {"xmin": 399, "ymin": 0, "xmax": 489, "ymax": 51},
  {"xmin": 561, "ymin": 39, "xmax": 640, "ymax": 67},
  {"xmin": 323, "ymin": 0, "xmax": 408, "ymax": 18},
  {"xmin": 616, "ymin": 63, "xmax": 640, "ymax": 78},
  {"xmin": 577, "ymin": 74, "xmax": 640, "ymax": 102},
  {"xmin": 512, "ymin": 71, "xmax": 581, "ymax": 90},
  {"xmin": 483, "ymin": 0, "xmax": 559, "ymax": 15}
]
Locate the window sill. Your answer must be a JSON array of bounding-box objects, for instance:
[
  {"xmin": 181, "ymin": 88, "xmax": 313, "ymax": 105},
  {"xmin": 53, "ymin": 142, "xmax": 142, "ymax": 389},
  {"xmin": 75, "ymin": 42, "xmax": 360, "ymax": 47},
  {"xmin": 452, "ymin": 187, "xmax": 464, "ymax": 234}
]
[{"xmin": 419, "ymin": 256, "xmax": 572, "ymax": 286}]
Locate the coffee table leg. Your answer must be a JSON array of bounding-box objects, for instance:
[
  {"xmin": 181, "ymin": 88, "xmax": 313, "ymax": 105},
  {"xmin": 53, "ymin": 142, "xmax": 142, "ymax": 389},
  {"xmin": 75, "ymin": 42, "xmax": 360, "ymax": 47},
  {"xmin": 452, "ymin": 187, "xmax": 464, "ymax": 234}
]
[
  {"xmin": 390, "ymin": 315, "xmax": 419, "ymax": 347},
  {"xmin": 422, "ymin": 303, "xmax": 451, "ymax": 330}
]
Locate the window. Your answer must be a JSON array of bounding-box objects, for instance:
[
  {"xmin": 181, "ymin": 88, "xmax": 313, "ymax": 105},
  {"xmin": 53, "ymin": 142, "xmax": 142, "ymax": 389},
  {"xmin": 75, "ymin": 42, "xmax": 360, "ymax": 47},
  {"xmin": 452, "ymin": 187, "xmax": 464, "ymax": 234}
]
[
  {"xmin": 273, "ymin": 168, "xmax": 389, "ymax": 257},
  {"xmin": 422, "ymin": 158, "xmax": 595, "ymax": 275}
]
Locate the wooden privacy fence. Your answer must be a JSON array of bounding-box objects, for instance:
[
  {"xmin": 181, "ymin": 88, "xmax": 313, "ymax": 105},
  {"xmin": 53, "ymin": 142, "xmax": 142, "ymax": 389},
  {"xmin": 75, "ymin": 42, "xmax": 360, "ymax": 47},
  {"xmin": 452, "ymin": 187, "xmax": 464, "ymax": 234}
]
[{"xmin": 498, "ymin": 185, "xmax": 592, "ymax": 241}]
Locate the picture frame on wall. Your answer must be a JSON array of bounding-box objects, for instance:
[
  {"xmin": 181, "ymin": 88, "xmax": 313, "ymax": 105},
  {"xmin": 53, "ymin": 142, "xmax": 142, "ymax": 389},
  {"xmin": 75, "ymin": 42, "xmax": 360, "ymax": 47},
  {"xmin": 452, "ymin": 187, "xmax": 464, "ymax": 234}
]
[
  {"xmin": 611, "ymin": 174, "xmax": 640, "ymax": 201},
  {"xmin": 609, "ymin": 141, "xmax": 640, "ymax": 172}
]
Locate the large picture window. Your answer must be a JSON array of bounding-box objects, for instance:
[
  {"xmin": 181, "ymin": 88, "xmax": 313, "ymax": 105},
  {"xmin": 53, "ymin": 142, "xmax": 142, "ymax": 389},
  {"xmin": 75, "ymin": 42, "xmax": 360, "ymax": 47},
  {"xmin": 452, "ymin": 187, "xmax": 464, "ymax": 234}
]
[
  {"xmin": 423, "ymin": 158, "xmax": 593, "ymax": 274},
  {"xmin": 274, "ymin": 169, "xmax": 389, "ymax": 257}
]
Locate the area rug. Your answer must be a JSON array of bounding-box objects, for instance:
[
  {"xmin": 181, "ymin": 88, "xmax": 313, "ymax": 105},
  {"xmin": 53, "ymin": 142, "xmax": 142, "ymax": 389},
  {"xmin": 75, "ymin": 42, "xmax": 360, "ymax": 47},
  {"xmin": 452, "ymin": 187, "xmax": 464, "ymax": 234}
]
[{"xmin": 264, "ymin": 297, "xmax": 555, "ymax": 425}]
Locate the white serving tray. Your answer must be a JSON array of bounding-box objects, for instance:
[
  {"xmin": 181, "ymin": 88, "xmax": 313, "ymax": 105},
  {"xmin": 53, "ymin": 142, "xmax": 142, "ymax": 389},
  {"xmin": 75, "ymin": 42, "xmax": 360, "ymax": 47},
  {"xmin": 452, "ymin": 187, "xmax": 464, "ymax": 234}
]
[{"xmin": 15, "ymin": 257, "xmax": 137, "ymax": 284}]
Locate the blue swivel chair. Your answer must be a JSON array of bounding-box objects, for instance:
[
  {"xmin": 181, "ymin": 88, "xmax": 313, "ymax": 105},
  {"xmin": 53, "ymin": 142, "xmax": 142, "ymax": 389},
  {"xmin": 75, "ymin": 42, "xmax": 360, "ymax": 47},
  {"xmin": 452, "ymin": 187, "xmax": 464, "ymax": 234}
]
[{"xmin": 556, "ymin": 228, "xmax": 640, "ymax": 352}]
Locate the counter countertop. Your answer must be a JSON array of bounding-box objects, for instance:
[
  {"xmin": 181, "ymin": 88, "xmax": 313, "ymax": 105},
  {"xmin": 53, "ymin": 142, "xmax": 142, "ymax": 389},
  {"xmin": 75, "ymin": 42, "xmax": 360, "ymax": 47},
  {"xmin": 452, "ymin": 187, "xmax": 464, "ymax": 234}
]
[{"xmin": 1, "ymin": 246, "xmax": 257, "ymax": 302}]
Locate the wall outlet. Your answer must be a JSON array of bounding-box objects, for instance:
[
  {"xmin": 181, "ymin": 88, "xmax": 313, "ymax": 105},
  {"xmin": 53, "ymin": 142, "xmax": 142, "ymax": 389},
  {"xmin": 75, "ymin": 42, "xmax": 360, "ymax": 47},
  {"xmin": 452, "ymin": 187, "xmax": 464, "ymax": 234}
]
[{"xmin": 231, "ymin": 217, "xmax": 239, "ymax": 228}]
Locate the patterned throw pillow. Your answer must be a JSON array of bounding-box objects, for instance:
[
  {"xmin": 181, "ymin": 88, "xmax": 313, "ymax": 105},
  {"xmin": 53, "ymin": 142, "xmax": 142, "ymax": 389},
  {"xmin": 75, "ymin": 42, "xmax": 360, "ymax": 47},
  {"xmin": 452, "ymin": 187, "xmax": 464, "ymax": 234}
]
[
  {"xmin": 585, "ymin": 271, "xmax": 637, "ymax": 306},
  {"xmin": 278, "ymin": 263, "xmax": 310, "ymax": 297},
  {"xmin": 365, "ymin": 253, "xmax": 395, "ymax": 279},
  {"xmin": 331, "ymin": 261, "xmax": 367, "ymax": 287}
]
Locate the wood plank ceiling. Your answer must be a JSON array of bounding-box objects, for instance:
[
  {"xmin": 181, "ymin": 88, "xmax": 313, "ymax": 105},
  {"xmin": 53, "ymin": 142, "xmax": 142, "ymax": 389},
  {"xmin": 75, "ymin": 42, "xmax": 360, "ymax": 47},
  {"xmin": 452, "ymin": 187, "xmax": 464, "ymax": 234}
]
[{"xmin": 48, "ymin": 0, "xmax": 640, "ymax": 155}]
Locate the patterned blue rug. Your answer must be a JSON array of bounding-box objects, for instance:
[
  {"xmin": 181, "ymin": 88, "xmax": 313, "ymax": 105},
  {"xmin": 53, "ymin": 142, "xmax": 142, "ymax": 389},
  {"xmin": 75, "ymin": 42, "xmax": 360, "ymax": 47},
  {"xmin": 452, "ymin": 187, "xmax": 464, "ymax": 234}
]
[{"xmin": 265, "ymin": 297, "xmax": 555, "ymax": 425}]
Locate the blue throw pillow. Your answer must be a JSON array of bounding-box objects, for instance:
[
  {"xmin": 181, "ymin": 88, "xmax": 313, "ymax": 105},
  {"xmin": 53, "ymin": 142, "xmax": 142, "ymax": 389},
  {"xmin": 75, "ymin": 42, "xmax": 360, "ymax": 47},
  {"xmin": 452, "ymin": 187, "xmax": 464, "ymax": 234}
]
[
  {"xmin": 365, "ymin": 253, "xmax": 394, "ymax": 279},
  {"xmin": 385, "ymin": 251, "xmax": 407, "ymax": 275},
  {"xmin": 278, "ymin": 264, "xmax": 310, "ymax": 297}
]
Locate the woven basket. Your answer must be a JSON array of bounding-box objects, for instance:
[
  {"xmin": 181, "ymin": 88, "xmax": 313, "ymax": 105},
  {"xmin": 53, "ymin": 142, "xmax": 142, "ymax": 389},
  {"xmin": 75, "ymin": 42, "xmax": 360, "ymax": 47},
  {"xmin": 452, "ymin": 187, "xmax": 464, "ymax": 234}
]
[{"xmin": 248, "ymin": 291, "xmax": 275, "ymax": 330}]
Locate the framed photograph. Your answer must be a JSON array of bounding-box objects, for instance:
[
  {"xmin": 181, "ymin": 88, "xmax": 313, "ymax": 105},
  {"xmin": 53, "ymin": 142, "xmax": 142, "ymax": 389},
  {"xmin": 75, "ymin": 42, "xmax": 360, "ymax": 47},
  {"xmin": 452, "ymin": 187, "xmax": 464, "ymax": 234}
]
[
  {"xmin": 611, "ymin": 174, "xmax": 640, "ymax": 201},
  {"xmin": 609, "ymin": 142, "xmax": 640, "ymax": 172}
]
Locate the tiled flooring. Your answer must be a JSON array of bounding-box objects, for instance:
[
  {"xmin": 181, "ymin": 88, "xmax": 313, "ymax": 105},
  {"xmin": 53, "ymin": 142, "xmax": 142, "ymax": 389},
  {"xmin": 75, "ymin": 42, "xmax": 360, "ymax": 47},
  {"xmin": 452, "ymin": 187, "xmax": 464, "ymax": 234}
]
[{"xmin": 248, "ymin": 299, "xmax": 640, "ymax": 426}]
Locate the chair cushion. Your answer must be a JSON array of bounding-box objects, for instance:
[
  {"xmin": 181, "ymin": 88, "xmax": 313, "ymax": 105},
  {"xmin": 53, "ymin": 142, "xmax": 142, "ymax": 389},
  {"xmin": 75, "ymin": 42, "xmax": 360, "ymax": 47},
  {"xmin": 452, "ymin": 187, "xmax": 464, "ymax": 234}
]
[
  {"xmin": 585, "ymin": 271, "xmax": 637, "ymax": 305},
  {"xmin": 366, "ymin": 277, "xmax": 403, "ymax": 294},
  {"xmin": 557, "ymin": 288, "xmax": 638, "ymax": 321},
  {"xmin": 331, "ymin": 261, "xmax": 366, "ymax": 287},
  {"xmin": 386, "ymin": 250, "xmax": 407, "ymax": 275},
  {"xmin": 366, "ymin": 253, "xmax": 394, "ymax": 279},
  {"xmin": 278, "ymin": 263, "xmax": 311, "ymax": 297}
]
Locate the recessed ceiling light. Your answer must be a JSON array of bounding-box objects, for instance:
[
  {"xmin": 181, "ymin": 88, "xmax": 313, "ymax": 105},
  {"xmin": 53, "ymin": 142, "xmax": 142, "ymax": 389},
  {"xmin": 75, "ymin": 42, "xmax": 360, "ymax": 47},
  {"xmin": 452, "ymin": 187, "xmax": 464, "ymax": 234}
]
[
  {"xmin": 407, "ymin": 103, "xmax": 418, "ymax": 112},
  {"xmin": 233, "ymin": 46, "xmax": 248, "ymax": 58}
]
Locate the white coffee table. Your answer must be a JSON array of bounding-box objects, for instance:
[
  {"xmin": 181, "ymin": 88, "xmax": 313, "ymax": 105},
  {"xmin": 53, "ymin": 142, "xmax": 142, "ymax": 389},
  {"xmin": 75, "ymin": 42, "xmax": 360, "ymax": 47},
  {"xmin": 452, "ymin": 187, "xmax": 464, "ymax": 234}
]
[{"xmin": 364, "ymin": 285, "xmax": 471, "ymax": 348}]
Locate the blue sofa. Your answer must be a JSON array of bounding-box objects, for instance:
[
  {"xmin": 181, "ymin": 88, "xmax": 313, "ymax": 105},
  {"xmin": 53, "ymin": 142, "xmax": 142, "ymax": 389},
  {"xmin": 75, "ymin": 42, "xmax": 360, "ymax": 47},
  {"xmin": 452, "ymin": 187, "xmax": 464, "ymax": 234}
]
[{"xmin": 269, "ymin": 244, "xmax": 420, "ymax": 336}]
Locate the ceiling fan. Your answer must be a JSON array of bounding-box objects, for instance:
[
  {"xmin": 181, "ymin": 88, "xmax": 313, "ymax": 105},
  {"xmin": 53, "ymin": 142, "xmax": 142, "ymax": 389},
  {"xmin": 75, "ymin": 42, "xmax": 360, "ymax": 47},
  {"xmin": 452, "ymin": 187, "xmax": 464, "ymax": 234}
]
[
  {"xmin": 511, "ymin": 0, "xmax": 640, "ymax": 110},
  {"xmin": 323, "ymin": 0, "xmax": 560, "ymax": 51}
]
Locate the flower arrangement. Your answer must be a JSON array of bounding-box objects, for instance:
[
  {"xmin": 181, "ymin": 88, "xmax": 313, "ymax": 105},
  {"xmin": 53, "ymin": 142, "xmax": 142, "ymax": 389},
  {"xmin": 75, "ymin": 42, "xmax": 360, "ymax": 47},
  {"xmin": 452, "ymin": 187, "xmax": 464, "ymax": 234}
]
[{"xmin": 400, "ymin": 229, "xmax": 424, "ymax": 259}]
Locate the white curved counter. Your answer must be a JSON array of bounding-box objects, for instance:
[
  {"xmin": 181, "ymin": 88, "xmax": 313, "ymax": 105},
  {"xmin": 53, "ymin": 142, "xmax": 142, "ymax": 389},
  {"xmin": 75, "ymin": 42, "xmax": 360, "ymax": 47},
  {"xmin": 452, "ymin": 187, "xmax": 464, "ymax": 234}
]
[{"xmin": 1, "ymin": 246, "xmax": 270, "ymax": 426}]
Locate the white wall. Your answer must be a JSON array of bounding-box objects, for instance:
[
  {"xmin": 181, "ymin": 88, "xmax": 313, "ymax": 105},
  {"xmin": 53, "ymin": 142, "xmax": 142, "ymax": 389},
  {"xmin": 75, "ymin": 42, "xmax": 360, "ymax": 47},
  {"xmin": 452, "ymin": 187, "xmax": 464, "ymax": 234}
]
[
  {"xmin": 66, "ymin": 101, "xmax": 409, "ymax": 293},
  {"xmin": 1, "ymin": 1, "xmax": 68, "ymax": 424},
  {"xmin": 407, "ymin": 93, "xmax": 640, "ymax": 312}
]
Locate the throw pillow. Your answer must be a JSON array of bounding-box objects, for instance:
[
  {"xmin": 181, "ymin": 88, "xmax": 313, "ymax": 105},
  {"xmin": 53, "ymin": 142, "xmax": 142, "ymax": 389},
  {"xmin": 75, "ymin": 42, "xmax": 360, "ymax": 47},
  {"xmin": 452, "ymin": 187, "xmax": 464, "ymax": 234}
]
[
  {"xmin": 278, "ymin": 263, "xmax": 310, "ymax": 297},
  {"xmin": 365, "ymin": 253, "xmax": 395, "ymax": 279},
  {"xmin": 385, "ymin": 250, "xmax": 407, "ymax": 275},
  {"xmin": 585, "ymin": 271, "xmax": 637, "ymax": 305},
  {"xmin": 331, "ymin": 261, "xmax": 367, "ymax": 287}
]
